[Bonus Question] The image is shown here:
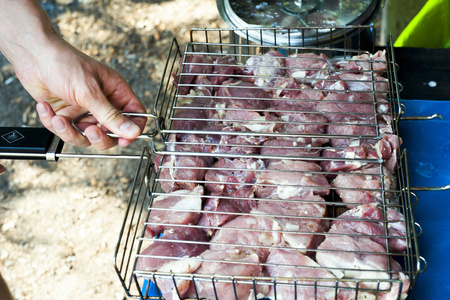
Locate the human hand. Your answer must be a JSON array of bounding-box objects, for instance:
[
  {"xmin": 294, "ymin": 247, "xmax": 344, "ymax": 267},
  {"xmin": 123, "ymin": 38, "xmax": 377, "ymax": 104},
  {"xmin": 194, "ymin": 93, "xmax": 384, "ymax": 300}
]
[{"xmin": 0, "ymin": 0, "xmax": 146, "ymax": 150}]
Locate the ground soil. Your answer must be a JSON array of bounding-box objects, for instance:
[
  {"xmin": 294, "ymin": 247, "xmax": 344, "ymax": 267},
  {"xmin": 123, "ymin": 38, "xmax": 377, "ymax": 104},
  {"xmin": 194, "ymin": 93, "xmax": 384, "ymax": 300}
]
[{"xmin": 0, "ymin": 1, "xmax": 224, "ymax": 299}]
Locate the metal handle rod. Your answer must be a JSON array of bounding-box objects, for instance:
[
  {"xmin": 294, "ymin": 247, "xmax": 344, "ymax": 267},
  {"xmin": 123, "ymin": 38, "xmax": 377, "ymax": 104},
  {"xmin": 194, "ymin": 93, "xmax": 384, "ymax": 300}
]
[
  {"xmin": 72, "ymin": 111, "xmax": 160, "ymax": 139},
  {"xmin": 400, "ymin": 114, "xmax": 443, "ymax": 121},
  {"xmin": 410, "ymin": 185, "xmax": 450, "ymax": 192}
]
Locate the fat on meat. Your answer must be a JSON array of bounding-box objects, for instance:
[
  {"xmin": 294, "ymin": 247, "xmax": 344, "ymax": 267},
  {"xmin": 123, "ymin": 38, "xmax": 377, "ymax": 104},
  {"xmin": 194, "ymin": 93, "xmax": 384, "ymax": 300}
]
[
  {"xmin": 265, "ymin": 249, "xmax": 356, "ymax": 300},
  {"xmin": 245, "ymin": 50, "xmax": 286, "ymax": 87},
  {"xmin": 145, "ymin": 185, "xmax": 204, "ymax": 238},
  {"xmin": 186, "ymin": 249, "xmax": 269, "ymax": 300},
  {"xmin": 332, "ymin": 204, "xmax": 407, "ymax": 253},
  {"xmin": 285, "ymin": 52, "xmax": 329, "ymax": 78},
  {"xmin": 320, "ymin": 145, "xmax": 379, "ymax": 176},
  {"xmin": 253, "ymin": 192, "xmax": 328, "ymax": 253},
  {"xmin": 338, "ymin": 72, "xmax": 389, "ymax": 94},
  {"xmin": 255, "ymin": 160, "xmax": 330, "ymax": 199},
  {"xmin": 332, "ymin": 167, "xmax": 397, "ymax": 209},
  {"xmin": 209, "ymin": 215, "xmax": 284, "ymax": 262},
  {"xmin": 336, "ymin": 50, "xmax": 387, "ymax": 73},
  {"xmin": 204, "ymin": 157, "xmax": 263, "ymax": 194},
  {"xmin": 198, "ymin": 187, "xmax": 257, "ymax": 236},
  {"xmin": 316, "ymin": 223, "xmax": 410, "ymax": 299},
  {"xmin": 136, "ymin": 227, "xmax": 209, "ymax": 300}
]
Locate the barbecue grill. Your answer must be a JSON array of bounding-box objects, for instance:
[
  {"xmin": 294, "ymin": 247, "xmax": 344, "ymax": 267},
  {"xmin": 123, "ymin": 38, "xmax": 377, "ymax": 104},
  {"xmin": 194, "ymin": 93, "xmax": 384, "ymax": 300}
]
[{"xmin": 112, "ymin": 26, "xmax": 425, "ymax": 300}]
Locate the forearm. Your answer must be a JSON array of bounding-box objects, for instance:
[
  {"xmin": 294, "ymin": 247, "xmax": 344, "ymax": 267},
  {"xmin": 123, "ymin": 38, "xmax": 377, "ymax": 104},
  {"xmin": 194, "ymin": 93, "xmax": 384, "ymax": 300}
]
[{"xmin": 0, "ymin": 0, "xmax": 61, "ymax": 71}]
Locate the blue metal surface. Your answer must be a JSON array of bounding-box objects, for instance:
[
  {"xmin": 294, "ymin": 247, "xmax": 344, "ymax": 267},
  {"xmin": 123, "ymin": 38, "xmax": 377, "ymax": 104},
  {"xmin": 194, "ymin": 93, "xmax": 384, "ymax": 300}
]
[{"xmin": 399, "ymin": 100, "xmax": 450, "ymax": 299}]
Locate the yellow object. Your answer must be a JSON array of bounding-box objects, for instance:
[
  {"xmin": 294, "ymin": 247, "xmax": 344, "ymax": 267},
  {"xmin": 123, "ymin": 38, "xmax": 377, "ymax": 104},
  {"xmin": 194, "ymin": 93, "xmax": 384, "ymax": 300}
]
[{"xmin": 394, "ymin": 0, "xmax": 450, "ymax": 48}]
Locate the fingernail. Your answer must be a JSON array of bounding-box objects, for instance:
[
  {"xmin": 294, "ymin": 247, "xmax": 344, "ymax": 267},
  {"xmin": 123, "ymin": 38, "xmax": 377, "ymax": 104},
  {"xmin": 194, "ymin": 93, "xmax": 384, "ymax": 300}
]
[
  {"xmin": 36, "ymin": 102, "xmax": 49, "ymax": 117},
  {"xmin": 86, "ymin": 130, "xmax": 101, "ymax": 143},
  {"xmin": 52, "ymin": 118, "xmax": 66, "ymax": 133},
  {"xmin": 119, "ymin": 121, "xmax": 140, "ymax": 138}
]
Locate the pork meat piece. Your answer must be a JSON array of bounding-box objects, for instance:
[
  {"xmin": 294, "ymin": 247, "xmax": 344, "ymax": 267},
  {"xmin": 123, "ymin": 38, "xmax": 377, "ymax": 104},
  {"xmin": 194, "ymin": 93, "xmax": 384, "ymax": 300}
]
[
  {"xmin": 186, "ymin": 249, "xmax": 269, "ymax": 300},
  {"xmin": 253, "ymin": 192, "xmax": 328, "ymax": 252},
  {"xmin": 272, "ymin": 106, "xmax": 329, "ymax": 146},
  {"xmin": 311, "ymin": 73, "xmax": 348, "ymax": 95},
  {"xmin": 336, "ymin": 50, "xmax": 387, "ymax": 73},
  {"xmin": 256, "ymin": 160, "xmax": 330, "ymax": 199},
  {"xmin": 375, "ymin": 134, "xmax": 401, "ymax": 173},
  {"xmin": 209, "ymin": 215, "xmax": 284, "ymax": 262},
  {"xmin": 316, "ymin": 223, "xmax": 410, "ymax": 299},
  {"xmin": 208, "ymin": 55, "xmax": 243, "ymax": 89},
  {"xmin": 265, "ymin": 249, "xmax": 356, "ymax": 300},
  {"xmin": 320, "ymin": 145, "xmax": 379, "ymax": 176},
  {"xmin": 332, "ymin": 167, "xmax": 397, "ymax": 209},
  {"xmin": 198, "ymin": 187, "xmax": 257, "ymax": 236},
  {"xmin": 216, "ymin": 79, "xmax": 270, "ymax": 109},
  {"xmin": 224, "ymin": 109, "xmax": 281, "ymax": 133},
  {"xmin": 285, "ymin": 52, "xmax": 329, "ymax": 78},
  {"xmin": 173, "ymin": 54, "xmax": 214, "ymax": 95},
  {"xmin": 199, "ymin": 124, "xmax": 266, "ymax": 155},
  {"xmin": 332, "ymin": 204, "xmax": 407, "ymax": 253},
  {"xmin": 313, "ymin": 92, "xmax": 378, "ymax": 124},
  {"xmin": 204, "ymin": 157, "xmax": 263, "ymax": 194},
  {"xmin": 157, "ymin": 134, "xmax": 212, "ymax": 193},
  {"xmin": 260, "ymin": 139, "xmax": 323, "ymax": 159},
  {"xmin": 270, "ymin": 78, "xmax": 324, "ymax": 110},
  {"xmin": 338, "ymin": 72, "xmax": 389, "ymax": 94},
  {"xmin": 145, "ymin": 185, "xmax": 204, "ymax": 238},
  {"xmin": 136, "ymin": 227, "xmax": 209, "ymax": 300},
  {"xmin": 326, "ymin": 120, "xmax": 378, "ymax": 148},
  {"xmin": 245, "ymin": 50, "xmax": 286, "ymax": 87}
]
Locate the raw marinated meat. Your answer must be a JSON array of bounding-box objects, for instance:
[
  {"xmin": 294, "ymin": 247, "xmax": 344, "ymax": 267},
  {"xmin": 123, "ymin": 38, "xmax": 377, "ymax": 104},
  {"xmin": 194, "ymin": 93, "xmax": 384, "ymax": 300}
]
[
  {"xmin": 270, "ymin": 78, "xmax": 324, "ymax": 110},
  {"xmin": 204, "ymin": 157, "xmax": 263, "ymax": 194},
  {"xmin": 336, "ymin": 50, "xmax": 387, "ymax": 73},
  {"xmin": 320, "ymin": 145, "xmax": 380, "ymax": 176},
  {"xmin": 186, "ymin": 249, "xmax": 268, "ymax": 300},
  {"xmin": 245, "ymin": 50, "xmax": 285, "ymax": 87},
  {"xmin": 256, "ymin": 160, "xmax": 330, "ymax": 199},
  {"xmin": 332, "ymin": 167, "xmax": 397, "ymax": 209},
  {"xmin": 209, "ymin": 215, "xmax": 284, "ymax": 262},
  {"xmin": 253, "ymin": 193, "xmax": 328, "ymax": 252},
  {"xmin": 326, "ymin": 121, "xmax": 377, "ymax": 148},
  {"xmin": 136, "ymin": 227, "xmax": 209, "ymax": 300},
  {"xmin": 173, "ymin": 54, "xmax": 214, "ymax": 95},
  {"xmin": 216, "ymin": 79, "xmax": 270, "ymax": 109},
  {"xmin": 338, "ymin": 72, "xmax": 389, "ymax": 94},
  {"xmin": 285, "ymin": 53, "xmax": 329, "ymax": 78},
  {"xmin": 265, "ymin": 249, "xmax": 355, "ymax": 300},
  {"xmin": 198, "ymin": 187, "xmax": 256, "ymax": 236},
  {"xmin": 316, "ymin": 223, "xmax": 410, "ymax": 299},
  {"xmin": 332, "ymin": 204, "xmax": 407, "ymax": 253},
  {"xmin": 145, "ymin": 185, "xmax": 204, "ymax": 237},
  {"xmin": 260, "ymin": 139, "xmax": 323, "ymax": 159},
  {"xmin": 157, "ymin": 134, "xmax": 211, "ymax": 193},
  {"xmin": 313, "ymin": 92, "xmax": 377, "ymax": 123},
  {"xmin": 208, "ymin": 55, "xmax": 243, "ymax": 89}
]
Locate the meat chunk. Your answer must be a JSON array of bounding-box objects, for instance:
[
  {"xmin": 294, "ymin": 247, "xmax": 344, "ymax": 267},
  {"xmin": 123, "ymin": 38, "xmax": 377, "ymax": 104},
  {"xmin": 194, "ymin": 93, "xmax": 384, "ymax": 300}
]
[
  {"xmin": 265, "ymin": 249, "xmax": 355, "ymax": 300},
  {"xmin": 326, "ymin": 121, "xmax": 378, "ymax": 148},
  {"xmin": 336, "ymin": 50, "xmax": 387, "ymax": 73},
  {"xmin": 332, "ymin": 167, "xmax": 397, "ymax": 209},
  {"xmin": 320, "ymin": 145, "xmax": 380, "ymax": 176},
  {"xmin": 198, "ymin": 187, "xmax": 257, "ymax": 236},
  {"xmin": 186, "ymin": 249, "xmax": 268, "ymax": 300},
  {"xmin": 210, "ymin": 215, "xmax": 284, "ymax": 262},
  {"xmin": 204, "ymin": 157, "xmax": 263, "ymax": 194},
  {"xmin": 216, "ymin": 79, "xmax": 270, "ymax": 109},
  {"xmin": 256, "ymin": 160, "xmax": 330, "ymax": 199},
  {"xmin": 136, "ymin": 227, "xmax": 210, "ymax": 300},
  {"xmin": 316, "ymin": 224, "xmax": 410, "ymax": 299},
  {"xmin": 270, "ymin": 78, "xmax": 325, "ymax": 110},
  {"xmin": 208, "ymin": 55, "xmax": 243, "ymax": 89},
  {"xmin": 285, "ymin": 53, "xmax": 329, "ymax": 78},
  {"xmin": 157, "ymin": 134, "xmax": 211, "ymax": 193},
  {"xmin": 313, "ymin": 92, "xmax": 377, "ymax": 123},
  {"xmin": 145, "ymin": 185, "xmax": 204, "ymax": 238},
  {"xmin": 253, "ymin": 192, "xmax": 328, "ymax": 252},
  {"xmin": 245, "ymin": 50, "xmax": 286, "ymax": 87},
  {"xmin": 332, "ymin": 204, "xmax": 407, "ymax": 253},
  {"xmin": 173, "ymin": 54, "xmax": 214, "ymax": 95}
]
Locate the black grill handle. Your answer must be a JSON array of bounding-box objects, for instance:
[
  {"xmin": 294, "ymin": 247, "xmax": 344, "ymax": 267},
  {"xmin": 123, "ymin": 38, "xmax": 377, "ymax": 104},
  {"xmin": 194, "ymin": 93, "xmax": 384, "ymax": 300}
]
[{"xmin": 0, "ymin": 127, "xmax": 64, "ymax": 161}]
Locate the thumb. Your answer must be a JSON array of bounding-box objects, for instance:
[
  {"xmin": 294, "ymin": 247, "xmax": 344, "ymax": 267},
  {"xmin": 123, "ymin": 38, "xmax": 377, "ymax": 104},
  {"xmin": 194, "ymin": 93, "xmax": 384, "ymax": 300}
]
[{"xmin": 82, "ymin": 95, "xmax": 141, "ymax": 140}]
